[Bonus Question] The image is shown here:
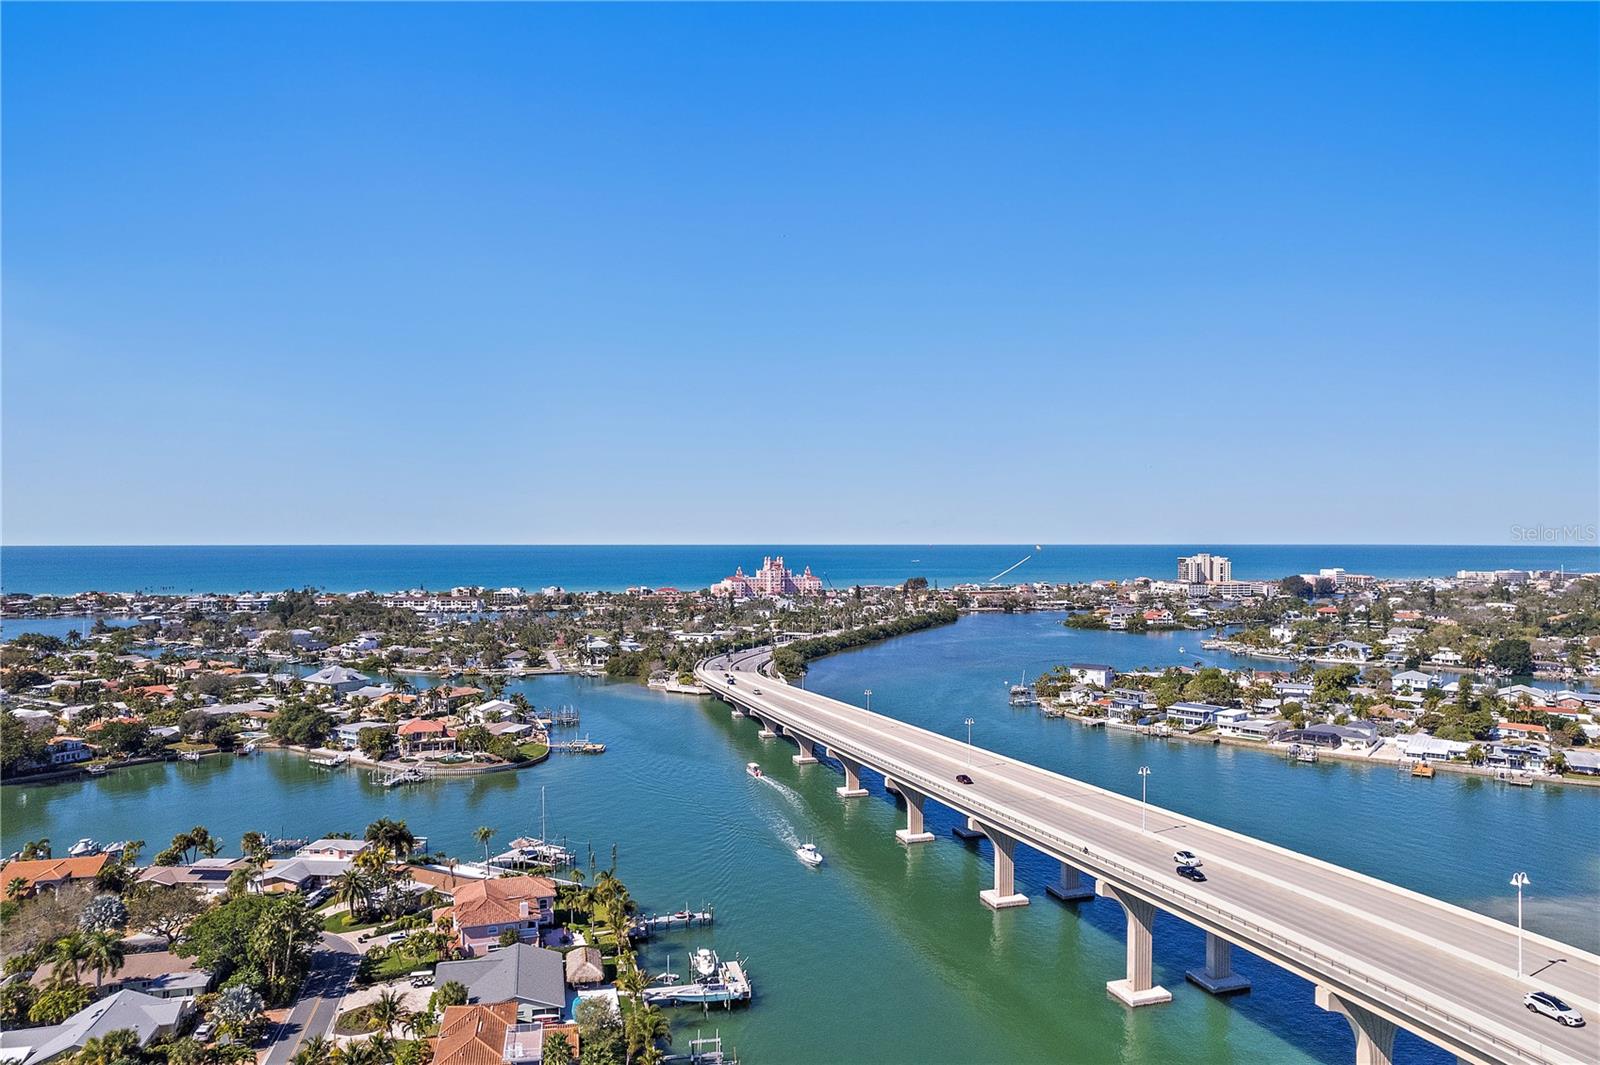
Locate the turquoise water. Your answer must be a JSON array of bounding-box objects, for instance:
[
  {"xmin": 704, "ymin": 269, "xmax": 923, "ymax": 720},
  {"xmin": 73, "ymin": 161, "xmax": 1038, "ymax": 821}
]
[
  {"xmin": 4, "ymin": 543, "xmax": 1597, "ymax": 594},
  {"xmin": 5, "ymin": 614, "xmax": 1595, "ymax": 1063}
]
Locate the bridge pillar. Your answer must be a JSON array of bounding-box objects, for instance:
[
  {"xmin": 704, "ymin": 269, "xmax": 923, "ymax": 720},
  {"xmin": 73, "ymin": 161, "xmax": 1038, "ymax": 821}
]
[
  {"xmin": 1045, "ymin": 861, "xmax": 1094, "ymax": 903},
  {"xmin": 1185, "ymin": 932, "xmax": 1250, "ymax": 995},
  {"xmin": 1315, "ymin": 987, "xmax": 1396, "ymax": 1065},
  {"xmin": 832, "ymin": 752, "xmax": 868, "ymax": 798},
  {"xmin": 730, "ymin": 704, "xmax": 746, "ymax": 719},
  {"xmin": 756, "ymin": 715, "xmax": 780, "ymax": 740},
  {"xmin": 970, "ymin": 820, "xmax": 1029, "ymax": 910},
  {"xmin": 790, "ymin": 732, "xmax": 819, "ymax": 766},
  {"xmin": 894, "ymin": 785, "xmax": 934, "ymax": 845},
  {"xmin": 1097, "ymin": 882, "xmax": 1171, "ymax": 1007}
]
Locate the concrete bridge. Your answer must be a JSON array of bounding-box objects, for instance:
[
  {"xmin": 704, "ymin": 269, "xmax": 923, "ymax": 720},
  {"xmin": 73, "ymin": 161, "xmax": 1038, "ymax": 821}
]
[{"xmin": 697, "ymin": 649, "xmax": 1600, "ymax": 1065}]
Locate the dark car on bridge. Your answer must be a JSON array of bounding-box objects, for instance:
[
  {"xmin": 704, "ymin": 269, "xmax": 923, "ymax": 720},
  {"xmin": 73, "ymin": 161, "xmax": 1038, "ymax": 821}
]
[
  {"xmin": 1177, "ymin": 865, "xmax": 1207, "ymax": 883},
  {"xmin": 955, "ymin": 773, "xmax": 973, "ymax": 785}
]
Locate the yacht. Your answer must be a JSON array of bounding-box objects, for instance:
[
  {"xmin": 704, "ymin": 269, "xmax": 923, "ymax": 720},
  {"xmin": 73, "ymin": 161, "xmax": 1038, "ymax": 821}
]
[
  {"xmin": 67, "ymin": 838, "xmax": 100, "ymax": 858},
  {"xmin": 795, "ymin": 842, "xmax": 824, "ymax": 867},
  {"xmin": 745, "ymin": 762, "xmax": 763, "ymax": 778},
  {"xmin": 693, "ymin": 948, "xmax": 719, "ymax": 979}
]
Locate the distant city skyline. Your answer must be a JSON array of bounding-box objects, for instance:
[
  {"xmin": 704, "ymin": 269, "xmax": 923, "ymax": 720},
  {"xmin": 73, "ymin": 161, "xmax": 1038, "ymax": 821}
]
[{"xmin": 3, "ymin": 3, "xmax": 1595, "ymax": 546}]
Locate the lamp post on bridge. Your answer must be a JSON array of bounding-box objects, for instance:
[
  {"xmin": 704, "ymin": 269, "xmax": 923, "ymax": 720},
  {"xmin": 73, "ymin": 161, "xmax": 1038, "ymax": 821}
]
[
  {"xmin": 1510, "ymin": 871, "xmax": 1530, "ymax": 978},
  {"xmin": 964, "ymin": 717, "xmax": 975, "ymax": 766},
  {"xmin": 865, "ymin": 689, "xmax": 872, "ymax": 712},
  {"xmin": 1138, "ymin": 765, "xmax": 1152, "ymax": 831}
]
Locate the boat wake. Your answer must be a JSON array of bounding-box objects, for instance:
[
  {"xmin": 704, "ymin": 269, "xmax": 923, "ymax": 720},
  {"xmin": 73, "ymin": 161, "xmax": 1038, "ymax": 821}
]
[
  {"xmin": 761, "ymin": 808, "xmax": 802, "ymax": 851},
  {"xmin": 757, "ymin": 775, "xmax": 804, "ymax": 810}
]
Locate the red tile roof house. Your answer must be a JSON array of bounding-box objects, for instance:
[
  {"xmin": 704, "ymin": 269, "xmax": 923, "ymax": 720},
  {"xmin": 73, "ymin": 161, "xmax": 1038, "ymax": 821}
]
[
  {"xmin": 441, "ymin": 876, "xmax": 557, "ymax": 957},
  {"xmin": 398, "ymin": 718, "xmax": 456, "ymax": 755}
]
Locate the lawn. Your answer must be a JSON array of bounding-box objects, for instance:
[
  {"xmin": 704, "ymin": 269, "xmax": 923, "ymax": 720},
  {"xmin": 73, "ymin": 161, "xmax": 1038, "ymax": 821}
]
[
  {"xmin": 365, "ymin": 947, "xmax": 441, "ymax": 983},
  {"xmin": 517, "ymin": 741, "xmax": 550, "ymax": 760},
  {"xmin": 322, "ymin": 909, "xmax": 378, "ymax": 934}
]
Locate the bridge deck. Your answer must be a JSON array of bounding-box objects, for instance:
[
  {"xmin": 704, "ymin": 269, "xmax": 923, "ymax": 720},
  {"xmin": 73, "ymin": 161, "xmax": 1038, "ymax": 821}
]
[{"xmin": 700, "ymin": 650, "xmax": 1600, "ymax": 1065}]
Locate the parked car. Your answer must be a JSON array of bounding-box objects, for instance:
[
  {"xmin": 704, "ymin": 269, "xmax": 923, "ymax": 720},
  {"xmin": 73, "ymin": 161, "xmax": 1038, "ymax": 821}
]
[
  {"xmin": 1176, "ymin": 865, "xmax": 1207, "ymax": 883},
  {"xmin": 955, "ymin": 774, "xmax": 974, "ymax": 785},
  {"xmin": 409, "ymin": 969, "xmax": 435, "ymax": 988},
  {"xmin": 1173, "ymin": 850, "xmax": 1202, "ymax": 867},
  {"xmin": 389, "ymin": 930, "xmax": 410, "ymax": 944},
  {"xmin": 1524, "ymin": 991, "xmax": 1585, "ymax": 1026}
]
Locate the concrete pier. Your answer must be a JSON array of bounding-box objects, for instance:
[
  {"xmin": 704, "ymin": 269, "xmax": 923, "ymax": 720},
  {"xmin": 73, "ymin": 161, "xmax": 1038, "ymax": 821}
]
[
  {"xmin": 833, "ymin": 752, "xmax": 867, "ymax": 798},
  {"xmin": 756, "ymin": 715, "xmax": 780, "ymax": 740},
  {"xmin": 1045, "ymin": 861, "xmax": 1095, "ymax": 903},
  {"xmin": 894, "ymin": 784, "xmax": 934, "ymax": 845},
  {"xmin": 1098, "ymin": 882, "xmax": 1171, "ymax": 1007},
  {"xmin": 1316, "ymin": 986, "xmax": 1396, "ymax": 1065},
  {"xmin": 971, "ymin": 820, "xmax": 1029, "ymax": 909},
  {"xmin": 790, "ymin": 731, "xmax": 819, "ymax": 765},
  {"xmin": 1186, "ymin": 932, "xmax": 1251, "ymax": 994}
]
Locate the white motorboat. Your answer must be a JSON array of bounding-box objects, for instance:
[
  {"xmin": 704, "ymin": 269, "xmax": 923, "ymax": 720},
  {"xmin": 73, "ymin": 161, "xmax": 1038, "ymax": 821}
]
[
  {"xmin": 746, "ymin": 762, "xmax": 762, "ymax": 778},
  {"xmin": 692, "ymin": 948, "xmax": 718, "ymax": 979},
  {"xmin": 795, "ymin": 842, "xmax": 824, "ymax": 867},
  {"xmin": 68, "ymin": 838, "xmax": 100, "ymax": 858}
]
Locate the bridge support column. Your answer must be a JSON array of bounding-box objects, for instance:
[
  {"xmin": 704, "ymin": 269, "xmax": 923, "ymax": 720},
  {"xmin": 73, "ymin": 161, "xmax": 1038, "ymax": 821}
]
[
  {"xmin": 1316, "ymin": 987, "xmax": 1395, "ymax": 1065},
  {"xmin": 1097, "ymin": 882, "xmax": 1171, "ymax": 1007},
  {"xmin": 729, "ymin": 704, "xmax": 746, "ymax": 719},
  {"xmin": 1186, "ymin": 932, "xmax": 1250, "ymax": 995},
  {"xmin": 894, "ymin": 785, "xmax": 934, "ymax": 845},
  {"xmin": 833, "ymin": 752, "xmax": 867, "ymax": 798},
  {"xmin": 790, "ymin": 732, "xmax": 819, "ymax": 766},
  {"xmin": 971, "ymin": 820, "xmax": 1029, "ymax": 910},
  {"xmin": 1045, "ymin": 861, "xmax": 1094, "ymax": 903},
  {"xmin": 756, "ymin": 716, "xmax": 780, "ymax": 740}
]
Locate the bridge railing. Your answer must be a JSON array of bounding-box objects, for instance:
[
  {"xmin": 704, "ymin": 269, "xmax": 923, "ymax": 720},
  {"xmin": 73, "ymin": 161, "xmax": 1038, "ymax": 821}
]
[{"xmin": 703, "ymin": 664, "xmax": 1572, "ymax": 1065}]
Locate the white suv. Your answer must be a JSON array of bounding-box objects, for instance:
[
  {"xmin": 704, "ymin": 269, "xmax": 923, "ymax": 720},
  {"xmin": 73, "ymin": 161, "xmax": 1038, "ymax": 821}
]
[{"xmin": 1524, "ymin": 991, "xmax": 1585, "ymax": 1027}]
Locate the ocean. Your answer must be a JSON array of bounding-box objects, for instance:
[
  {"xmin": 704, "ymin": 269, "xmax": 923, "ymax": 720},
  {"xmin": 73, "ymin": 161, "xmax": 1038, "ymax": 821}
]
[{"xmin": 2, "ymin": 543, "xmax": 1596, "ymax": 595}]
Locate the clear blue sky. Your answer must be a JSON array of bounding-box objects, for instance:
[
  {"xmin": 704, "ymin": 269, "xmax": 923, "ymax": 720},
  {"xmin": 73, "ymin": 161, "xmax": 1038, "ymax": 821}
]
[{"xmin": 4, "ymin": 3, "xmax": 1595, "ymax": 545}]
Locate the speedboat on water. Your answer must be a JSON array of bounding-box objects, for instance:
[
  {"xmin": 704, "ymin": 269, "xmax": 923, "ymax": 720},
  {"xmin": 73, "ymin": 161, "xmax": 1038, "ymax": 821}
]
[
  {"xmin": 795, "ymin": 842, "xmax": 824, "ymax": 867},
  {"xmin": 746, "ymin": 762, "xmax": 762, "ymax": 778}
]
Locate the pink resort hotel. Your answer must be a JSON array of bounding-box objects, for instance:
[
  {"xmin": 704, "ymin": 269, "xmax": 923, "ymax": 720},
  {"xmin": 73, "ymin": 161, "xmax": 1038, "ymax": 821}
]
[{"xmin": 711, "ymin": 555, "xmax": 825, "ymax": 598}]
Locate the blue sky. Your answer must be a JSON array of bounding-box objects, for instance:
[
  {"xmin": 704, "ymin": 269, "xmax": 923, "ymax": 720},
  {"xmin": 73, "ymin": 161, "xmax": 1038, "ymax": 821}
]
[{"xmin": 4, "ymin": 3, "xmax": 1595, "ymax": 545}]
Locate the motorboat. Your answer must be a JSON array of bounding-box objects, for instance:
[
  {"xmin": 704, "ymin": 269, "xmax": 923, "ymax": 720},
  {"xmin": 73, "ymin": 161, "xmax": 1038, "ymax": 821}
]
[
  {"xmin": 746, "ymin": 762, "xmax": 762, "ymax": 778},
  {"xmin": 68, "ymin": 838, "xmax": 100, "ymax": 858},
  {"xmin": 85, "ymin": 764, "xmax": 109, "ymax": 777},
  {"xmin": 795, "ymin": 842, "xmax": 824, "ymax": 867},
  {"xmin": 693, "ymin": 948, "xmax": 719, "ymax": 979}
]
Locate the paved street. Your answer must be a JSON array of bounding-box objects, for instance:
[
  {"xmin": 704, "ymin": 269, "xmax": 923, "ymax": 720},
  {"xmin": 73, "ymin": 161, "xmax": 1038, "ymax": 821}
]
[
  {"xmin": 703, "ymin": 650, "xmax": 1600, "ymax": 1065},
  {"xmin": 261, "ymin": 934, "xmax": 361, "ymax": 1065}
]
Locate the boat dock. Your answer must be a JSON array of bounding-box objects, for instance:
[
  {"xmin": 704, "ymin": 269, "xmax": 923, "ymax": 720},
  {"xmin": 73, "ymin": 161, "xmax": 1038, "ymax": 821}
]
[
  {"xmin": 630, "ymin": 908, "xmax": 715, "ymax": 938},
  {"xmin": 370, "ymin": 764, "xmax": 435, "ymax": 787},
  {"xmin": 641, "ymin": 956, "xmax": 751, "ymax": 1009},
  {"xmin": 551, "ymin": 736, "xmax": 606, "ymax": 754}
]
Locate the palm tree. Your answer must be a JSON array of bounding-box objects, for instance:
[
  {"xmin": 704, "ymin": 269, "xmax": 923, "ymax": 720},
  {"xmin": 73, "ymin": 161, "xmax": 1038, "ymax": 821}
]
[
  {"xmin": 625, "ymin": 1002, "xmax": 671, "ymax": 1065},
  {"xmin": 290, "ymin": 1036, "xmax": 335, "ymax": 1065},
  {"xmin": 334, "ymin": 869, "xmax": 371, "ymax": 921},
  {"xmin": 5, "ymin": 877, "xmax": 29, "ymax": 901},
  {"xmin": 401, "ymin": 1010, "xmax": 433, "ymax": 1041},
  {"xmin": 53, "ymin": 933, "xmax": 90, "ymax": 981},
  {"xmin": 369, "ymin": 988, "xmax": 406, "ymax": 1038},
  {"xmin": 81, "ymin": 930, "xmax": 125, "ymax": 989},
  {"xmin": 198, "ymin": 837, "xmax": 223, "ymax": 859},
  {"xmin": 473, "ymin": 826, "xmax": 495, "ymax": 868},
  {"xmin": 75, "ymin": 1027, "xmax": 140, "ymax": 1065},
  {"xmin": 21, "ymin": 838, "xmax": 51, "ymax": 861}
]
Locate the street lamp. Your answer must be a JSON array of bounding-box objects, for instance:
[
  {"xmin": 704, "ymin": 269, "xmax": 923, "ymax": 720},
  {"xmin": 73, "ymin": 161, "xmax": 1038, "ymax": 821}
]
[
  {"xmin": 964, "ymin": 717, "xmax": 976, "ymax": 766},
  {"xmin": 865, "ymin": 689, "xmax": 873, "ymax": 712},
  {"xmin": 1138, "ymin": 766, "xmax": 1152, "ymax": 831},
  {"xmin": 1510, "ymin": 871, "xmax": 1530, "ymax": 977}
]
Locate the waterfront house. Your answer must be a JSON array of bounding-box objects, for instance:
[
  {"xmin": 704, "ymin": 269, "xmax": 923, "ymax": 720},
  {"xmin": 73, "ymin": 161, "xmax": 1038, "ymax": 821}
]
[
  {"xmin": 335, "ymin": 720, "xmax": 395, "ymax": 749},
  {"xmin": 1492, "ymin": 721, "xmax": 1550, "ymax": 743},
  {"xmin": 45, "ymin": 736, "xmax": 93, "ymax": 765},
  {"xmin": 1330, "ymin": 640, "xmax": 1372, "ymax": 662},
  {"xmin": 1485, "ymin": 743, "xmax": 1548, "ymax": 772},
  {"xmin": 0, "ymin": 989, "xmax": 189, "ymax": 1065},
  {"xmin": 299, "ymin": 838, "xmax": 371, "ymax": 860},
  {"xmin": 399, "ymin": 718, "xmax": 456, "ymax": 755},
  {"xmin": 1395, "ymin": 735, "xmax": 1471, "ymax": 763},
  {"xmin": 257, "ymin": 854, "xmax": 354, "ymax": 893},
  {"xmin": 1166, "ymin": 702, "xmax": 1226, "ymax": 731},
  {"xmin": 0, "ymin": 854, "xmax": 109, "ymax": 897},
  {"xmin": 1068, "ymin": 664, "xmax": 1116, "ymax": 688},
  {"xmin": 465, "ymin": 698, "xmax": 521, "ymax": 723},
  {"xmin": 441, "ymin": 875, "xmax": 557, "ymax": 956},
  {"xmin": 1218, "ymin": 717, "xmax": 1288, "ymax": 742},
  {"xmin": 1391, "ymin": 670, "xmax": 1438, "ymax": 694},
  {"xmin": 1497, "ymin": 685, "xmax": 1550, "ymax": 707},
  {"xmin": 432, "ymin": 943, "xmax": 567, "ymax": 1020},
  {"xmin": 1429, "ymin": 648, "xmax": 1465, "ymax": 667},
  {"xmin": 431, "ymin": 1002, "xmax": 579, "ymax": 1065},
  {"xmin": 1562, "ymin": 749, "xmax": 1600, "ymax": 776},
  {"xmin": 302, "ymin": 665, "xmax": 370, "ymax": 696},
  {"xmin": 1285, "ymin": 722, "xmax": 1380, "ymax": 750}
]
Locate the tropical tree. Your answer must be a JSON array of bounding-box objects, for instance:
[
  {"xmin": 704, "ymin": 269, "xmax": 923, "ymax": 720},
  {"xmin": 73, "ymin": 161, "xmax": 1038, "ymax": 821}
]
[
  {"xmin": 53, "ymin": 932, "xmax": 91, "ymax": 980},
  {"xmin": 73, "ymin": 1027, "xmax": 140, "ymax": 1065},
  {"xmin": 29, "ymin": 977, "xmax": 90, "ymax": 1024},
  {"xmin": 6, "ymin": 876, "xmax": 30, "ymax": 901},
  {"xmin": 428, "ymin": 981, "xmax": 468, "ymax": 1013},
  {"xmin": 624, "ymin": 1002, "xmax": 671, "ymax": 1065},
  {"xmin": 542, "ymin": 1031, "xmax": 576, "ymax": 1065},
  {"xmin": 79, "ymin": 893, "xmax": 129, "ymax": 933},
  {"xmin": 335, "ymin": 869, "xmax": 372, "ymax": 921},
  {"xmin": 370, "ymin": 988, "xmax": 407, "ymax": 1037},
  {"xmin": 81, "ymin": 930, "xmax": 126, "ymax": 989},
  {"xmin": 364, "ymin": 818, "xmax": 416, "ymax": 858},
  {"xmin": 290, "ymin": 1036, "xmax": 336, "ymax": 1065},
  {"xmin": 20, "ymin": 838, "xmax": 51, "ymax": 861},
  {"xmin": 473, "ymin": 826, "xmax": 495, "ymax": 867},
  {"xmin": 211, "ymin": 984, "xmax": 266, "ymax": 1040}
]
